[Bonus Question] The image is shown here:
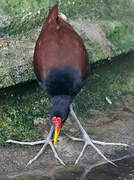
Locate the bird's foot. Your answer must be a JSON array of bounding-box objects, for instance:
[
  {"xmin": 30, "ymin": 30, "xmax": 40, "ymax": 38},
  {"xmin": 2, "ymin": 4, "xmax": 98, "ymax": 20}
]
[
  {"xmin": 66, "ymin": 133, "xmax": 128, "ymax": 166},
  {"xmin": 7, "ymin": 126, "xmax": 65, "ymax": 167},
  {"xmin": 69, "ymin": 105, "xmax": 128, "ymax": 166}
]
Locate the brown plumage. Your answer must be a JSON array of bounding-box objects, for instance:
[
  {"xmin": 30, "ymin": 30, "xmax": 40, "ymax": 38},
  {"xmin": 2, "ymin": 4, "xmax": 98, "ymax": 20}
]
[
  {"xmin": 33, "ymin": 3, "xmax": 90, "ymax": 147},
  {"xmin": 34, "ymin": 3, "xmax": 90, "ymax": 83}
]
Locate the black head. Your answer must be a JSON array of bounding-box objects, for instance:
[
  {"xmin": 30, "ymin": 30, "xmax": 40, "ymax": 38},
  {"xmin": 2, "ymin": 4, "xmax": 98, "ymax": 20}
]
[
  {"xmin": 51, "ymin": 95, "xmax": 72, "ymax": 122},
  {"xmin": 50, "ymin": 95, "xmax": 72, "ymax": 145}
]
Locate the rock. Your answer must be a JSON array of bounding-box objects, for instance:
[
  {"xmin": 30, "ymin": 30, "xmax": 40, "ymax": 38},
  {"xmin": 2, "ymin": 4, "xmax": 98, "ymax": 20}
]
[
  {"xmin": 71, "ymin": 20, "xmax": 118, "ymax": 60},
  {"xmin": 0, "ymin": 37, "xmax": 36, "ymax": 88},
  {"xmin": 0, "ymin": 0, "xmax": 134, "ymax": 88}
]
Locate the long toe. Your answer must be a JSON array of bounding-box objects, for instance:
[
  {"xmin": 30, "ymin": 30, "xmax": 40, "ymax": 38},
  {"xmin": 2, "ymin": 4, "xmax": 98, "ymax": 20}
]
[
  {"xmin": 70, "ymin": 105, "xmax": 127, "ymax": 166},
  {"xmin": 50, "ymin": 141, "xmax": 65, "ymax": 166},
  {"xmin": 7, "ymin": 126, "xmax": 65, "ymax": 167}
]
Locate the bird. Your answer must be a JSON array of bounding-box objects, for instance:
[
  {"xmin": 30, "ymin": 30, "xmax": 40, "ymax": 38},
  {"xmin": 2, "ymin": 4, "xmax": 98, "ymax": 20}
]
[{"xmin": 7, "ymin": 3, "xmax": 128, "ymax": 166}]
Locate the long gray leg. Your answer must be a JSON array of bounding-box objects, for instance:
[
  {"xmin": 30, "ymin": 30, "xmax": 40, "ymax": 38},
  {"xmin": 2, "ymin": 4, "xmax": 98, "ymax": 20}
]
[
  {"xmin": 7, "ymin": 125, "xmax": 65, "ymax": 166},
  {"xmin": 70, "ymin": 105, "xmax": 128, "ymax": 165}
]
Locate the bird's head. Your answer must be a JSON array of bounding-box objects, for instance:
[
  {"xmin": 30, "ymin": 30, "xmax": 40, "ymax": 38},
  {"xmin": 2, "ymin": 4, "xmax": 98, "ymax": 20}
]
[
  {"xmin": 52, "ymin": 116, "xmax": 64, "ymax": 145},
  {"xmin": 51, "ymin": 105, "xmax": 69, "ymax": 145},
  {"xmin": 51, "ymin": 95, "xmax": 72, "ymax": 145}
]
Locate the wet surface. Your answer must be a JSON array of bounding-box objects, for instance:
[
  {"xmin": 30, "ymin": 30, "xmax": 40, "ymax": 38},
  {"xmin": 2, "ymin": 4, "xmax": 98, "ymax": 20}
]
[{"xmin": 1, "ymin": 156, "xmax": 134, "ymax": 180}]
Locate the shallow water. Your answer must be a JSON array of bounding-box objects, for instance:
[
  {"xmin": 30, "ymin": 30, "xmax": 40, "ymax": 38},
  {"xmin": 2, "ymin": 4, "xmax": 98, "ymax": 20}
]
[{"xmin": 1, "ymin": 156, "xmax": 134, "ymax": 180}]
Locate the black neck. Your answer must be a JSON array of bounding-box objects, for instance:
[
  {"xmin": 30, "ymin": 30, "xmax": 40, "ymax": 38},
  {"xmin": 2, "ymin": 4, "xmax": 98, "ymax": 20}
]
[{"xmin": 51, "ymin": 95, "xmax": 73, "ymax": 122}]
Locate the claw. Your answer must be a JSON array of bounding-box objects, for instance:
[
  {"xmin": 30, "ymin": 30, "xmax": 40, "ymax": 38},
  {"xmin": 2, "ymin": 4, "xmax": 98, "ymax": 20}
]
[
  {"xmin": 70, "ymin": 105, "xmax": 127, "ymax": 166},
  {"xmin": 65, "ymin": 133, "xmax": 83, "ymax": 142},
  {"xmin": 50, "ymin": 141, "xmax": 65, "ymax": 166},
  {"xmin": 26, "ymin": 143, "xmax": 48, "ymax": 167},
  {"xmin": 7, "ymin": 126, "xmax": 65, "ymax": 166},
  {"xmin": 75, "ymin": 143, "xmax": 87, "ymax": 165}
]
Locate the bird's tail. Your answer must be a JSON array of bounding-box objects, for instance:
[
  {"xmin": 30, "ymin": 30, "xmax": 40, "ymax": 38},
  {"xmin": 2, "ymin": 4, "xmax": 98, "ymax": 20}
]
[
  {"xmin": 47, "ymin": 3, "xmax": 58, "ymax": 23},
  {"xmin": 47, "ymin": 3, "xmax": 67, "ymax": 23}
]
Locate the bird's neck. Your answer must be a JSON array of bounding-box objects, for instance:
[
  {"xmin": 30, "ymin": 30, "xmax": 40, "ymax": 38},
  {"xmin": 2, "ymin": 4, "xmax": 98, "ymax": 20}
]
[
  {"xmin": 52, "ymin": 95, "xmax": 72, "ymax": 104},
  {"xmin": 51, "ymin": 95, "xmax": 73, "ymax": 122}
]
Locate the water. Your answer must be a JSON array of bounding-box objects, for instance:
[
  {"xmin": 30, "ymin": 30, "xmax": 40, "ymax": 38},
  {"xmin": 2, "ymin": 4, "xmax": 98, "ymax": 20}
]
[{"xmin": 1, "ymin": 156, "xmax": 134, "ymax": 180}]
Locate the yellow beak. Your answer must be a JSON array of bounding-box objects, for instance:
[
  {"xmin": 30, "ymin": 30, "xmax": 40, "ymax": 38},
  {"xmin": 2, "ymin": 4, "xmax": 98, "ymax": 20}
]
[
  {"xmin": 54, "ymin": 127, "xmax": 61, "ymax": 146},
  {"xmin": 52, "ymin": 116, "xmax": 63, "ymax": 146}
]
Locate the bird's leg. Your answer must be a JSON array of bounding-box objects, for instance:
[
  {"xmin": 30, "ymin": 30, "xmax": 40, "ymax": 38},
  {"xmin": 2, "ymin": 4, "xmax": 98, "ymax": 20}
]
[
  {"xmin": 69, "ymin": 105, "xmax": 128, "ymax": 165},
  {"xmin": 7, "ymin": 125, "xmax": 65, "ymax": 166}
]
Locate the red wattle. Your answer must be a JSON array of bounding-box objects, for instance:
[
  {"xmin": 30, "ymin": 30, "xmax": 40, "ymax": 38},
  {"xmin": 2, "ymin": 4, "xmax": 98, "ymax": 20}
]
[{"xmin": 52, "ymin": 117, "xmax": 63, "ymax": 131}]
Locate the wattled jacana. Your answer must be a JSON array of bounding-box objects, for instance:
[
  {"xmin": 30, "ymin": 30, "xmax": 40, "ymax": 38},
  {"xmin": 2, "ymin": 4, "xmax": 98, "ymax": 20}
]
[{"xmin": 7, "ymin": 3, "xmax": 128, "ymax": 166}]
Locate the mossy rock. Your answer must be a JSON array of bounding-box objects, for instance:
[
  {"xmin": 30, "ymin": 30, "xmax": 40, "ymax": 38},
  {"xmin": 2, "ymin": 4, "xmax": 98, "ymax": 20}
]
[{"xmin": 0, "ymin": 0, "xmax": 134, "ymax": 88}]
